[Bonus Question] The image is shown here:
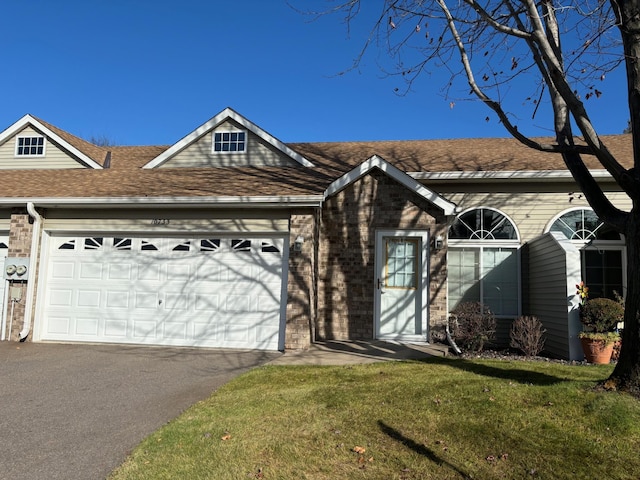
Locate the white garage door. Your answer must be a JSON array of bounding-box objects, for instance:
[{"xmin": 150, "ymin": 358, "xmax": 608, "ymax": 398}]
[{"xmin": 40, "ymin": 235, "xmax": 286, "ymax": 350}]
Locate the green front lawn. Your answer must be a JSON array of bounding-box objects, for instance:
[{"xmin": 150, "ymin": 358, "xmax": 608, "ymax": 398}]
[{"xmin": 109, "ymin": 358, "xmax": 640, "ymax": 479}]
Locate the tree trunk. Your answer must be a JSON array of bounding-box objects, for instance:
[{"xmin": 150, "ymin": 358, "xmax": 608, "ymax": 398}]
[
  {"xmin": 606, "ymin": 1, "xmax": 640, "ymax": 393},
  {"xmin": 609, "ymin": 205, "xmax": 640, "ymax": 394}
]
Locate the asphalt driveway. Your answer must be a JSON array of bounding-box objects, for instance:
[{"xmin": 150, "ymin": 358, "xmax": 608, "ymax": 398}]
[{"xmin": 0, "ymin": 342, "xmax": 279, "ymax": 480}]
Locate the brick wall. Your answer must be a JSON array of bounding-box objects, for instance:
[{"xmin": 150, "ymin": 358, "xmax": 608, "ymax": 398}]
[
  {"xmin": 284, "ymin": 210, "xmax": 317, "ymax": 350},
  {"xmin": 316, "ymin": 170, "xmax": 450, "ymax": 342},
  {"xmin": 5, "ymin": 210, "xmax": 34, "ymax": 341}
]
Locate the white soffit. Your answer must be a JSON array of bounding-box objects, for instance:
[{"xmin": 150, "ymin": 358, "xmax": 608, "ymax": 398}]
[
  {"xmin": 0, "ymin": 114, "xmax": 104, "ymax": 169},
  {"xmin": 143, "ymin": 107, "xmax": 314, "ymax": 169},
  {"xmin": 324, "ymin": 155, "xmax": 457, "ymax": 215}
]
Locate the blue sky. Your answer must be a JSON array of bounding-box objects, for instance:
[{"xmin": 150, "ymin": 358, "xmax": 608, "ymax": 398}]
[{"xmin": 0, "ymin": 1, "xmax": 629, "ymax": 146}]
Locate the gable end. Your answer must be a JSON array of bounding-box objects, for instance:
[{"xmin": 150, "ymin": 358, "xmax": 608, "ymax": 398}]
[
  {"xmin": 324, "ymin": 155, "xmax": 457, "ymax": 216},
  {"xmin": 0, "ymin": 115, "xmax": 104, "ymax": 170},
  {"xmin": 144, "ymin": 108, "xmax": 314, "ymax": 169}
]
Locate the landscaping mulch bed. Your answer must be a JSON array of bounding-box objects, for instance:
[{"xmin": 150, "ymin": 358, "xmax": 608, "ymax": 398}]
[{"xmin": 457, "ymin": 348, "xmax": 596, "ymax": 365}]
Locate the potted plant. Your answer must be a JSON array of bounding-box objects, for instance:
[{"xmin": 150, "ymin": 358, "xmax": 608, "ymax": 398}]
[{"xmin": 577, "ymin": 283, "xmax": 624, "ymax": 364}]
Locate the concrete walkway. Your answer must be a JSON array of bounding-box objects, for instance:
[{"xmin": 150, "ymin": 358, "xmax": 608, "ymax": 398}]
[{"xmin": 268, "ymin": 340, "xmax": 449, "ymax": 366}]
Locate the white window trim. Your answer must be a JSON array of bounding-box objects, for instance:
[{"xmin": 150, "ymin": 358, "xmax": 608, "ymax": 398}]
[
  {"xmin": 15, "ymin": 135, "xmax": 46, "ymax": 157},
  {"xmin": 447, "ymin": 206, "xmax": 522, "ymax": 318},
  {"xmin": 447, "ymin": 243, "xmax": 522, "ymax": 318},
  {"xmin": 548, "ymin": 207, "xmax": 627, "ymax": 300},
  {"xmin": 449, "ymin": 206, "xmax": 521, "ymax": 243},
  {"xmin": 211, "ymin": 129, "xmax": 247, "ymax": 154},
  {"xmin": 545, "ymin": 207, "xmax": 625, "ymax": 245}
]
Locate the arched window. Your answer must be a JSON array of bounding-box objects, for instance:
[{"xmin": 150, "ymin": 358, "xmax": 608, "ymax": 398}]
[
  {"xmin": 547, "ymin": 208, "xmax": 625, "ymax": 299},
  {"xmin": 548, "ymin": 208, "xmax": 622, "ymax": 241},
  {"xmin": 449, "ymin": 207, "xmax": 518, "ymax": 241},
  {"xmin": 448, "ymin": 208, "xmax": 520, "ymax": 318}
]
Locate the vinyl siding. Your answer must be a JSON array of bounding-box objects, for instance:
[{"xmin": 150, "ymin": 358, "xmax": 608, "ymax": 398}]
[
  {"xmin": 0, "ymin": 213, "xmax": 10, "ymax": 231},
  {"xmin": 527, "ymin": 232, "xmax": 583, "ymax": 360},
  {"xmin": 438, "ymin": 185, "xmax": 632, "ymax": 243},
  {"xmin": 42, "ymin": 208, "xmax": 289, "ymax": 234},
  {"xmin": 0, "ymin": 126, "xmax": 86, "ymax": 170},
  {"xmin": 162, "ymin": 120, "xmax": 299, "ymax": 168}
]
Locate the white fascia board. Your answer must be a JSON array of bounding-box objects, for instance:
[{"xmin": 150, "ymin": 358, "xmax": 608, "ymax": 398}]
[
  {"xmin": 324, "ymin": 155, "xmax": 457, "ymax": 215},
  {"xmin": 0, "ymin": 195, "xmax": 323, "ymax": 209},
  {"xmin": 143, "ymin": 107, "xmax": 314, "ymax": 169},
  {"xmin": 410, "ymin": 169, "xmax": 613, "ymax": 182},
  {"xmin": 0, "ymin": 114, "xmax": 104, "ymax": 169}
]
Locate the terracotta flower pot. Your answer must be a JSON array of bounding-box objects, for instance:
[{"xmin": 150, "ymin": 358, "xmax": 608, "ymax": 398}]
[{"xmin": 581, "ymin": 337, "xmax": 615, "ymax": 364}]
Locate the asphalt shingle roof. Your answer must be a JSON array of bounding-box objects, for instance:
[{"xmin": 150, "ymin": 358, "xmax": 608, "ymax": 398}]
[{"xmin": 0, "ymin": 117, "xmax": 633, "ymax": 201}]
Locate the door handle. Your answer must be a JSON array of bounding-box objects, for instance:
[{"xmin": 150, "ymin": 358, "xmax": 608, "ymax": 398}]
[{"xmin": 377, "ymin": 278, "xmax": 384, "ymax": 289}]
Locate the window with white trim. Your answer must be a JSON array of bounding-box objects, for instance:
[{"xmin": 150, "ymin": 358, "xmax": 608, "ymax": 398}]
[
  {"xmin": 213, "ymin": 131, "xmax": 246, "ymax": 153},
  {"xmin": 16, "ymin": 136, "xmax": 45, "ymax": 156},
  {"xmin": 548, "ymin": 208, "xmax": 625, "ymax": 300},
  {"xmin": 448, "ymin": 208, "xmax": 520, "ymax": 317}
]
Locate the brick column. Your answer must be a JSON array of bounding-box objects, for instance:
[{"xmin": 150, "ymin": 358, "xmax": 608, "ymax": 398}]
[
  {"xmin": 5, "ymin": 211, "xmax": 34, "ymax": 341},
  {"xmin": 284, "ymin": 212, "xmax": 316, "ymax": 350}
]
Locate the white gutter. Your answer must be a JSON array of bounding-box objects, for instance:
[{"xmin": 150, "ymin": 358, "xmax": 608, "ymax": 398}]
[
  {"xmin": 0, "ymin": 195, "xmax": 324, "ymax": 209},
  {"xmin": 19, "ymin": 202, "xmax": 42, "ymax": 341},
  {"xmin": 0, "ymin": 280, "xmax": 8, "ymax": 340},
  {"xmin": 410, "ymin": 169, "xmax": 613, "ymax": 182}
]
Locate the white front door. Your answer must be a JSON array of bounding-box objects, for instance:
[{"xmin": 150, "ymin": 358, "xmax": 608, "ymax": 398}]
[{"xmin": 374, "ymin": 230, "xmax": 429, "ymax": 341}]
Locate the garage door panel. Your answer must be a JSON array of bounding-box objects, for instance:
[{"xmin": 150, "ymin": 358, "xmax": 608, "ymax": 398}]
[
  {"xmin": 76, "ymin": 317, "xmax": 99, "ymax": 336},
  {"xmin": 138, "ymin": 263, "xmax": 162, "ymax": 281},
  {"xmin": 106, "ymin": 290, "xmax": 130, "ymax": 308},
  {"xmin": 165, "ymin": 293, "xmax": 188, "ymax": 310},
  {"xmin": 51, "ymin": 262, "xmax": 75, "ymax": 279},
  {"xmin": 105, "ymin": 319, "xmax": 128, "ymax": 337},
  {"xmin": 135, "ymin": 292, "xmax": 159, "ymax": 309},
  {"xmin": 194, "ymin": 293, "xmax": 219, "ymax": 311},
  {"xmin": 225, "ymin": 294, "xmax": 250, "ymax": 312},
  {"xmin": 133, "ymin": 319, "xmax": 157, "ymax": 339},
  {"xmin": 49, "ymin": 289, "xmax": 74, "ymax": 307},
  {"xmin": 40, "ymin": 235, "xmax": 285, "ymax": 350},
  {"xmin": 46, "ymin": 316, "xmax": 71, "ymax": 335},
  {"xmin": 108, "ymin": 263, "xmax": 133, "ymax": 280},
  {"xmin": 77, "ymin": 289, "xmax": 101, "ymax": 307},
  {"xmin": 80, "ymin": 262, "xmax": 103, "ymax": 280},
  {"xmin": 164, "ymin": 321, "xmax": 188, "ymax": 340}
]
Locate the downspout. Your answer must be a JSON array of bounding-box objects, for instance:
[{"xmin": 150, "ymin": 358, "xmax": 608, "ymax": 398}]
[
  {"xmin": 1, "ymin": 280, "xmax": 9, "ymax": 340},
  {"xmin": 19, "ymin": 202, "xmax": 42, "ymax": 341},
  {"xmin": 446, "ymin": 314, "xmax": 462, "ymax": 355}
]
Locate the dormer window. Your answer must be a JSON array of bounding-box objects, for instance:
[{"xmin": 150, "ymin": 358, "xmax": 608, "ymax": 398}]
[
  {"xmin": 213, "ymin": 131, "xmax": 246, "ymax": 153},
  {"xmin": 16, "ymin": 135, "xmax": 45, "ymax": 156}
]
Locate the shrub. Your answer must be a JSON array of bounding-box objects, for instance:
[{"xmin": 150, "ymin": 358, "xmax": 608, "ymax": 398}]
[
  {"xmin": 510, "ymin": 315, "xmax": 546, "ymax": 357},
  {"xmin": 580, "ymin": 298, "xmax": 624, "ymax": 333},
  {"xmin": 449, "ymin": 302, "xmax": 496, "ymax": 352}
]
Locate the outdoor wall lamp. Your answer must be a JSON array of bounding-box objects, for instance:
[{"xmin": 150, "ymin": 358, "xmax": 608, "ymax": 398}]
[
  {"xmin": 434, "ymin": 235, "xmax": 444, "ymax": 250},
  {"xmin": 293, "ymin": 235, "xmax": 305, "ymax": 252}
]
